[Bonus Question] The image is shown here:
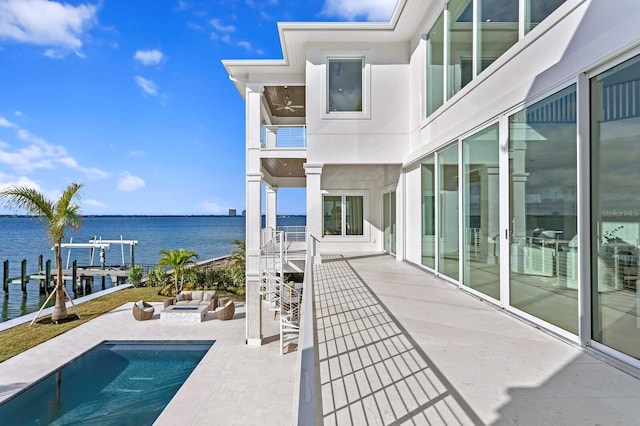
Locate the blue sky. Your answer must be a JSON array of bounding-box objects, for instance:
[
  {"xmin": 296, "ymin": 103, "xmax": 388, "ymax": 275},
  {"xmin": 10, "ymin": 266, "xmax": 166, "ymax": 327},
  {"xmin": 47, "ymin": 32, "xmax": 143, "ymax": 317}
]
[{"xmin": 0, "ymin": 0, "xmax": 397, "ymax": 216}]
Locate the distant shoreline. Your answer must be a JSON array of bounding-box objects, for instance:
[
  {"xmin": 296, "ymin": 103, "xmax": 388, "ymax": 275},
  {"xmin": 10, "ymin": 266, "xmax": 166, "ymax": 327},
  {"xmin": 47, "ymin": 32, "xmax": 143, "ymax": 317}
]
[{"xmin": 0, "ymin": 214, "xmax": 307, "ymax": 218}]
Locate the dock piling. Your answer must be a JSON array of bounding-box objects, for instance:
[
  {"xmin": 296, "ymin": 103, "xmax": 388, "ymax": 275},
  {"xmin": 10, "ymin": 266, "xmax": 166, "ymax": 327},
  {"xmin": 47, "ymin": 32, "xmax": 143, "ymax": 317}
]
[
  {"xmin": 3, "ymin": 260, "xmax": 8, "ymax": 297},
  {"xmin": 21, "ymin": 259, "xmax": 27, "ymax": 297}
]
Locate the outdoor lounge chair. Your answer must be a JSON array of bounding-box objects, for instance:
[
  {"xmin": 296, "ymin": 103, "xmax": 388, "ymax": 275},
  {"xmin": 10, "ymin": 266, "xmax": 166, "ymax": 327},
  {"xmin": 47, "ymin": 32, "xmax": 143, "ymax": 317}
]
[
  {"xmin": 215, "ymin": 300, "xmax": 235, "ymax": 321},
  {"xmin": 133, "ymin": 300, "xmax": 155, "ymax": 321}
]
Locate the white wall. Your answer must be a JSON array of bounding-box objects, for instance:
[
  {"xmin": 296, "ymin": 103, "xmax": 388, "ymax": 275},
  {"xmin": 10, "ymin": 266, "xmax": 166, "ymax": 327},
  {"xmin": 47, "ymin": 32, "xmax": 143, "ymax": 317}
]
[
  {"xmin": 404, "ymin": 162, "xmax": 423, "ymax": 265},
  {"xmin": 305, "ymin": 43, "xmax": 411, "ymax": 164}
]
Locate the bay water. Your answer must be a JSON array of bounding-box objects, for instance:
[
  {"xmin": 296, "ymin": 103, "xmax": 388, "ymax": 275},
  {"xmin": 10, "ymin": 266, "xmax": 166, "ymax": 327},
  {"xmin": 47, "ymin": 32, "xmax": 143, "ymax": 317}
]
[{"xmin": 0, "ymin": 215, "xmax": 305, "ymax": 322}]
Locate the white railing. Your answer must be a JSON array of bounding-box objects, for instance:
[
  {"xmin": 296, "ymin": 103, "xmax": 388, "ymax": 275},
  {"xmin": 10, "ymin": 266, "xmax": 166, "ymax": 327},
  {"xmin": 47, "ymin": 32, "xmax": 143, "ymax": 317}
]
[
  {"xmin": 259, "ymin": 228, "xmax": 284, "ymax": 312},
  {"xmin": 261, "ymin": 125, "xmax": 307, "ymax": 148},
  {"xmin": 278, "ymin": 226, "xmax": 306, "ymax": 242},
  {"xmin": 294, "ymin": 234, "xmax": 321, "ymax": 425}
]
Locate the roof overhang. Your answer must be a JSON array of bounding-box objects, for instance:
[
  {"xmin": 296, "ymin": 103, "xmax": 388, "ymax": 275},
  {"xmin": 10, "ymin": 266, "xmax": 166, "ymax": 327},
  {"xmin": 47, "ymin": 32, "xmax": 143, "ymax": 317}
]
[{"xmin": 222, "ymin": 0, "xmax": 436, "ymax": 98}]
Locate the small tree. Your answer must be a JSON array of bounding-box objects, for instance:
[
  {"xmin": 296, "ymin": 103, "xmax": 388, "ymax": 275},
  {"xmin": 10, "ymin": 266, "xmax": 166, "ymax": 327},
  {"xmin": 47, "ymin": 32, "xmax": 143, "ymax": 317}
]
[
  {"xmin": 128, "ymin": 264, "xmax": 144, "ymax": 287},
  {"xmin": 0, "ymin": 182, "xmax": 83, "ymax": 322},
  {"xmin": 230, "ymin": 239, "xmax": 246, "ymax": 267},
  {"xmin": 158, "ymin": 248, "xmax": 198, "ymax": 295}
]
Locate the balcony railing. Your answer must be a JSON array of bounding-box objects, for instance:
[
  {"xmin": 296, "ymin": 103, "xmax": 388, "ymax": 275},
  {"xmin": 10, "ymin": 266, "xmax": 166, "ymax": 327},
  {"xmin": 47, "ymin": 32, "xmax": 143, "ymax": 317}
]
[{"xmin": 261, "ymin": 125, "xmax": 307, "ymax": 148}]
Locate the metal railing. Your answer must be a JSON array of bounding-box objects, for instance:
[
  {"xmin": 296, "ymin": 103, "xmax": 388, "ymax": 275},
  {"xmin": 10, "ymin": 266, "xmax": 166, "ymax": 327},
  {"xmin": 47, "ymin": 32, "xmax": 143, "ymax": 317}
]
[
  {"xmin": 261, "ymin": 125, "xmax": 307, "ymax": 148},
  {"xmin": 294, "ymin": 234, "xmax": 321, "ymax": 425},
  {"xmin": 278, "ymin": 226, "xmax": 306, "ymax": 242}
]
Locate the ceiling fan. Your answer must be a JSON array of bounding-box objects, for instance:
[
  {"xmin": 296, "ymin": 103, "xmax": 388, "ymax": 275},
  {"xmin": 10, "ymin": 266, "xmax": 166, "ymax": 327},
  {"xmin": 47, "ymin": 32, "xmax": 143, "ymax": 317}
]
[{"xmin": 274, "ymin": 86, "xmax": 304, "ymax": 112}]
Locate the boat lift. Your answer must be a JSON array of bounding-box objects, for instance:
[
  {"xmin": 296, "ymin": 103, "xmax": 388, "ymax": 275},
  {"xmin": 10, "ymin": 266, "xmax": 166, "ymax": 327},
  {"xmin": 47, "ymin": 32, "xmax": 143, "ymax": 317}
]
[{"xmin": 57, "ymin": 236, "xmax": 139, "ymax": 269}]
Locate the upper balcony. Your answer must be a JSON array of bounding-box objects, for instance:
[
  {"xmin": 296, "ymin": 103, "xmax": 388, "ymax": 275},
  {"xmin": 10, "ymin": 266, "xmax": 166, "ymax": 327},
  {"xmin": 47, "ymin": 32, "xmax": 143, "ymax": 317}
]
[{"xmin": 261, "ymin": 125, "xmax": 307, "ymax": 149}]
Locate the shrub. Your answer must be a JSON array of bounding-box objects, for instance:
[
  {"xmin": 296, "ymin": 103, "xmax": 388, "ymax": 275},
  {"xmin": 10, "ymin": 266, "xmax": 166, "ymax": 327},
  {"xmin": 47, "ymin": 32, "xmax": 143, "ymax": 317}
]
[{"xmin": 128, "ymin": 265, "xmax": 144, "ymax": 287}]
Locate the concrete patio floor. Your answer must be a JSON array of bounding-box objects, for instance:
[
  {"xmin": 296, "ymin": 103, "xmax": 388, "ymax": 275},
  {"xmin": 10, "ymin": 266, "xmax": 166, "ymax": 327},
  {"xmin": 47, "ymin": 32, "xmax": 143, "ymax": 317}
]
[
  {"xmin": 0, "ymin": 300, "xmax": 297, "ymax": 425},
  {"xmin": 314, "ymin": 253, "xmax": 640, "ymax": 425}
]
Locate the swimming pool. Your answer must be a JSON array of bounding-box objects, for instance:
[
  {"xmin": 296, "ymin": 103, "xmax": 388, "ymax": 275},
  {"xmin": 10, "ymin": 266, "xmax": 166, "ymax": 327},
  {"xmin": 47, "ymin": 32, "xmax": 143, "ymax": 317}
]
[{"xmin": 0, "ymin": 340, "xmax": 213, "ymax": 425}]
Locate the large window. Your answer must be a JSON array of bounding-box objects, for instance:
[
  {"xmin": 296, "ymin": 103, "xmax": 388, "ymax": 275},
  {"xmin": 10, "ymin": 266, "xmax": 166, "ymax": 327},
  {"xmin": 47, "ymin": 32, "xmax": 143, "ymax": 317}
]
[
  {"xmin": 448, "ymin": 0, "xmax": 473, "ymax": 98},
  {"xmin": 426, "ymin": 13, "xmax": 444, "ymax": 116},
  {"xmin": 323, "ymin": 194, "xmax": 365, "ymax": 237},
  {"xmin": 421, "ymin": 156, "xmax": 436, "ymax": 268},
  {"xmin": 327, "ymin": 58, "xmax": 363, "ymax": 113},
  {"xmin": 526, "ymin": 0, "xmax": 566, "ymax": 34},
  {"xmin": 509, "ymin": 84, "xmax": 578, "ymax": 334},
  {"xmin": 463, "ymin": 124, "xmax": 500, "ymax": 299},
  {"xmin": 591, "ymin": 54, "xmax": 640, "ymax": 359},
  {"xmin": 439, "ymin": 144, "xmax": 459, "ymax": 280}
]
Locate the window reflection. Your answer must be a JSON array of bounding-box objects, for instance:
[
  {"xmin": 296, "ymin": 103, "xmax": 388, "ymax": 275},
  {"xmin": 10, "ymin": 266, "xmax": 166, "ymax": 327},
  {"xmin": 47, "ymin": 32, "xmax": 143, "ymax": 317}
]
[
  {"xmin": 422, "ymin": 157, "xmax": 436, "ymax": 268},
  {"xmin": 592, "ymin": 54, "xmax": 640, "ymax": 359},
  {"xmin": 439, "ymin": 145, "xmax": 459, "ymax": 280},
  {"xmin": 447, "ymin": 0, "xmax": 473, "ymax": 98},
  {"xmin": 327, "ymin": 58, "xmax": 363, "ymax": 112},
  {"xmin": 526, "ymin": 0, "xmax": 566, "ymax": 34},
  {"xmin": 509, "ymin": 85, "xmax": 578, "ymax": 334},
  {"xmin": 478, "ymin": 0, "xmax": 519, "ymax": 74},
  {"xmin": 426, "ymin": 13, "xmax": 444, "ymax": 116}
]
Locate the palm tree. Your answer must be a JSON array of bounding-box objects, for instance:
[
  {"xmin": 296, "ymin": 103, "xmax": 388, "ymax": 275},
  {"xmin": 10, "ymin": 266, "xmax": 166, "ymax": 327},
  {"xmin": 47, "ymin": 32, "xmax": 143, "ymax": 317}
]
[
  {"xmin": 158, "ymin": 248, "xmax": 199, "ymax": 295},
  {"xmin": 230, "ymin": 239, "xmax": 246, "ymax": 267},
  {"xmin": 0, "ymin": 182, "xmax": 83, "ymax": 322}
]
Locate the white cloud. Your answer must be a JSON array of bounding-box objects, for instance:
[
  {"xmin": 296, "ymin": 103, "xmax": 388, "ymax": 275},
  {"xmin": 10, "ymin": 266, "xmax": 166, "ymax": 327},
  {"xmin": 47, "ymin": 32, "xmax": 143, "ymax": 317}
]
[
  {"xmin": 117, "ymin": 172, "xmax": 145, "ymax": 192},
  {"xmin": 237, "ymin": 41, "xmax": 252, "ymax": 51},
  {"xmin": 0, "ymin": 0, "xmax": 98, "ymax": 55},
  {"xmin": 0, "ymin": 173, "xmax": 41, "ymax": 192},
  {"xmin": 0, "ymin": 116, "xmax": 14, "ymax": 127},
  {"xmin": 200, "ymin": 200, "xmax": 230, "ymax": 215},
  {"xmin": 85, "ymin": 198, "xmax": 106, "ymax": 207},
  {"xmin": 0, "ymin": 122, "xmax": 109, "ymax": 179},
  {"xmin": 209, "ymin": 18, "xmax": 235, "ymax": 33},
  {"xmin": 128, "ymin": 150, "xmax": 144, "ymax": 157},
  {"xmin": 134, "ymin": 49, "xmax": 165, "ymax": 66},
  {"xmin": 134, "ymin": 75, "xmax": 158, "ymax": 96},
  {"xmin": 321, "ymin": 0, "xmax": 397, "ymax": 21}
]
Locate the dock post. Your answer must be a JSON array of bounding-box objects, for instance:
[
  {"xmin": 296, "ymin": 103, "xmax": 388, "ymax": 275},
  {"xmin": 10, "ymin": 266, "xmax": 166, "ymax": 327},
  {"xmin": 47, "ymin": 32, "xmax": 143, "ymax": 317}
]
[
  {"xmin": 85, "ymin": 277, "xmax": 92, "ymax": 294},
  {"xmin": 38, "ymin": 255, "xmax": 45, "ymax": 294},
  {"xmin": 3, "ymin": 260, "xmax": 8, "ymax": 297},
  {"xmin": 72, "ymin": 260, "xmax": 80, "ymax": 297},
  {"xmin": 101, "ymin": 275, "xmax": 106, "ymax": 290},
  {"xmin": 130, "ymin": 245, "xmax": 135, "ymax": 267},
  {"xmin": 21, "ymin": 259, "xmax": 27, "ymax": 297},
  {"xmin": 45, "ymin": 260, "xmax": 51, "ymax": 293}
]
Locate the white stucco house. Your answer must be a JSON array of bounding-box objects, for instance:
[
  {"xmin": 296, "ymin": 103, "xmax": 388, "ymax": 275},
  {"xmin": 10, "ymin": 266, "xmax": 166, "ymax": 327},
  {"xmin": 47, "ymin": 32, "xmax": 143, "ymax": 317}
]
[{"xmin": 223, "ymin": 0, "xmax": 640, "ymax": 371}]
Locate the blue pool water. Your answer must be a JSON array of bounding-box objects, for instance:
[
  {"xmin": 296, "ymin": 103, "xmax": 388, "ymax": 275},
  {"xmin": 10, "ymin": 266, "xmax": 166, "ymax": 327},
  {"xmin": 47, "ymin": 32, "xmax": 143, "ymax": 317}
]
[{"xmin": 0, "ymin": 340, "xmax": 213, "ymax": 425}]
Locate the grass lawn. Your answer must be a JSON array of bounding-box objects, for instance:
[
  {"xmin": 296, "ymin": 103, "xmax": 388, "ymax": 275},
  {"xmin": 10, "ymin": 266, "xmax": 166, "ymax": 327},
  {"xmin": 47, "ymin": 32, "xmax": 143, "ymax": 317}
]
[{"xmin": 0, "ymin": 287, "xmax": 244, "ymax": 363}]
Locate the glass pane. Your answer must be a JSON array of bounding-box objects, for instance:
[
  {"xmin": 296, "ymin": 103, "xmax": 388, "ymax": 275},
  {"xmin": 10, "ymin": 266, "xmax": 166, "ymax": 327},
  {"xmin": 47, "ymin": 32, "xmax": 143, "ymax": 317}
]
[
  {"xmin": 323, "ymin": 196, "xmax": 342, "ymax": 235},
  {"xmin": 478, "ymin": 0, "xmax": 519, "ymax": 74},
  {"xmin": 509, "ymin": 84, "xmax": 578, "ymax": 334},
  {"xmin": 390, "ymin": 191, "xmax": 397, "ymax": 254},
  {"xmin": 439, "ymin": 144, "xmax": 459, "ymax": 280},
  {"xmin": 463, "ymin": 123, "xmax": 500, "ymax": 299},
  {"xmin": 448, "ymin": 0, "xmax": 473, "ymax": 98},
  {"xmin": 526, "ymin": 0, "xmax": 565, "ymax": 34},
  {"xmin": 383, "ymin": 192, "xmax": 391, "ymax": 251},
  {"xmin": 591, "ymin": 54, "xmax": 640, "ymax": 359},
  {"xmin": 327, "ymin": 58, "xmax": 363, "ymax": 112},
  {"xmin": 346, "ymin": 196, "xmax": 364, "ymax": 235},
  {"xmin": 426, "ymin": 12, "xmax": 444, "ymax": 116},
  {"xmin": 422, "ymin": 156, "xmax": 436, "ymax": 268}
]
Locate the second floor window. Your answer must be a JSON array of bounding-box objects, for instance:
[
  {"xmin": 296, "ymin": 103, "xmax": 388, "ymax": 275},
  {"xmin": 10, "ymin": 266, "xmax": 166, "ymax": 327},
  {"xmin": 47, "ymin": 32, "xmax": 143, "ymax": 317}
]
[{"xmin": 327, "ymin": 58, "xmax": 363, "ymax": 112}]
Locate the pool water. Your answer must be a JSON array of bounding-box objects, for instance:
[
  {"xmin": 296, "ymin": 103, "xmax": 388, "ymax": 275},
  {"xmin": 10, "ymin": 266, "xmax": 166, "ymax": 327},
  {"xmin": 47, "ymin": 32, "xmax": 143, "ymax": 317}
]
[{"xmin": 0, "ymin": 341, "xmax": 213, "ymax": 425}]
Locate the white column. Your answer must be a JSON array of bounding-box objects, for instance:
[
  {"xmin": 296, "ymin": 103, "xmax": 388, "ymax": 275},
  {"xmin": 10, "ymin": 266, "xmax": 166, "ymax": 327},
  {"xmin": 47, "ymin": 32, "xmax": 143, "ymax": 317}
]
[
  {"xmin": 265, "ymin": 186, "xmax": 278, "ymax": 230},
  {"xmin": 245, "ymin": 85, "xmax": 263, "ymax": 346},
  {"xmin": 304, "ymin": 164, "xmax": 323, "ymax": 244}
]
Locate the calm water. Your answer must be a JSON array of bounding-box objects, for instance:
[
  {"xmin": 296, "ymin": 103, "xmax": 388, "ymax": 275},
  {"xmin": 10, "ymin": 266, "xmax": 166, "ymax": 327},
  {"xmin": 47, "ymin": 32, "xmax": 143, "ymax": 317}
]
[
  {"xmin": 0, "ymin": 341, "xmax": 213, "ymax": 425},
  {"xmin": 0, "ymin": 215, "xmax": 305, "ymax": 322}
]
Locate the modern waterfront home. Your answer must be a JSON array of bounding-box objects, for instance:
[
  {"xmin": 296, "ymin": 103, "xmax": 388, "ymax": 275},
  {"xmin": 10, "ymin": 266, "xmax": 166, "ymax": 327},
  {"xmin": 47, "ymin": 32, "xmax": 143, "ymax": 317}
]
[{"xmin": 223, "ymin": 0, "xmax": 640, "ymax": 371}]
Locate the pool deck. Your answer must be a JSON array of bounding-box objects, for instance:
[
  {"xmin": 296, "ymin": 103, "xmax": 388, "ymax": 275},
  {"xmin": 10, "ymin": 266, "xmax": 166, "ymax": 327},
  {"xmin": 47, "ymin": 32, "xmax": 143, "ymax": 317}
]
[{"xmin": 0, "ymin": 301, "xmax": 297, "ymax": 425}]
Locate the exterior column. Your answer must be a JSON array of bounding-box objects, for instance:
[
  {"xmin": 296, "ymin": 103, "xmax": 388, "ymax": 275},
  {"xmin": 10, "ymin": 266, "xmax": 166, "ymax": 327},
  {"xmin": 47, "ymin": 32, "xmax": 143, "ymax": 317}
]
[
  {"xmin": 266, "ymin": 186, "xmax": 278, "ymax": 230},
  {"xmin": 304, "ymin": 164, "xmax": 323, "ymax": 243},
  {"xmin": 245, "ymin": 85, "xmax": 263, "ymax": 346}
]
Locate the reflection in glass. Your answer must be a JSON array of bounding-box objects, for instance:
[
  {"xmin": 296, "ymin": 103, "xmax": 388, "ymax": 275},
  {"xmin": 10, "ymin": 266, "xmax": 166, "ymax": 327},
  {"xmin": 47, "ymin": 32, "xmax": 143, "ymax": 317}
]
[
  {"xmin": 463, "ymin": 124, "xmax": 500, "ymax": 299},
  {"xmin": 592, "ymin": 54, "xmax": 640, "ymax": 359},
  {"xmin": 327, "ymin": 58, "xmax": 363, "ymax": 112},
  {"xmin": 323, "ymin": 196, "xmax": 341, "ymax": 236},
  {"xmin": 525, "ymin": 0, "xmax": 566, "ymax": 34},
  {"xmin": 426, "ymin": 13, "xmax": 444, "ymax": 116},
  {"xmin": 422, "ymin": 157, "xmax": 436, "ymax": 268},
  {"xmin": 439, "ymin": 145, "xmax": 459, "ymax": 280},
  {"xmin": 447, "ymin": 0, "xmax": 473, "ymax": 98},
  {"xmin": 509, "ymin": 84, "xmax": 578, "ymax": 334},
  {"xmin": 478, "ymin": 0, "xmax": 519, "ymax": 74},
  {"xmin": 345, "ymin": 196, "xmax": 363, "ymax": 236}
]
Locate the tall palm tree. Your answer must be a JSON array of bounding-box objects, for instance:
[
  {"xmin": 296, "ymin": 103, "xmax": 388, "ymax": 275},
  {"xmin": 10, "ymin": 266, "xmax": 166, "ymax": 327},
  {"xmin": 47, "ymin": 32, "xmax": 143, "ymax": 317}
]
[
  {"xmin": 158, "ymin": 248, "xmax": 199, "ymax": 295},
  {"xmin": 0, "ymin": 182, "xmax": 83, "ymax": 322}
]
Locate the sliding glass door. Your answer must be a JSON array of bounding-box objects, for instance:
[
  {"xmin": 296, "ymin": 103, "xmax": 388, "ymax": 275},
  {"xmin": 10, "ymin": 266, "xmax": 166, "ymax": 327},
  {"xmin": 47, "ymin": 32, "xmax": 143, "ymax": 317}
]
[{"xmin": 439, "ymin": 144, "xmax": 459, "ymax": 280}]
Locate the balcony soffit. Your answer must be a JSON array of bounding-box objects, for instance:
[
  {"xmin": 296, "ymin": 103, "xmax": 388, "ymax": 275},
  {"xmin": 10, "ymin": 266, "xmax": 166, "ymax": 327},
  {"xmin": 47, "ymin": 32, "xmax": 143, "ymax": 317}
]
[{"xmin": 262, "ymin": 158, "xmax": 306, "ymax": 178}]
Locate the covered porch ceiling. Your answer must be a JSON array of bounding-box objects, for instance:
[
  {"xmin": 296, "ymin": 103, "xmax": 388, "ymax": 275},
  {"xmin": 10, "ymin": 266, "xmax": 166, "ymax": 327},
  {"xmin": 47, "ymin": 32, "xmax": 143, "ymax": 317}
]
[
  {"xmin": 263, "ymin": 85, "xmax": 306, "ymax": 122},
  {"xmin": 262, "ymin": 157, "xmax": 306, "ymax": 178}
]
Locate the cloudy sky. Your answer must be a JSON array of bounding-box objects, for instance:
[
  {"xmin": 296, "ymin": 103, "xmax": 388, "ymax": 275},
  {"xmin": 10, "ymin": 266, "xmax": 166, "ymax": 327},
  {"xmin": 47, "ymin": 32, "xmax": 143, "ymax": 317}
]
[{"xmin": 0, "ymin": 0, "xmax": 397, "ymax": 215}]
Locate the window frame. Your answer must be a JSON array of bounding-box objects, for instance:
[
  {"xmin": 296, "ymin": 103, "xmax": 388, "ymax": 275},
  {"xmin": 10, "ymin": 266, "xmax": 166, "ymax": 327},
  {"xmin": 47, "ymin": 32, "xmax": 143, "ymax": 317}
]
[
  {"xmin": 322, "ymin": 191, "xmax": 368, "ymax": 239},
  {"xmin": 323, "ymin": 53, "xmax": 371, "ymax": 120}
]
